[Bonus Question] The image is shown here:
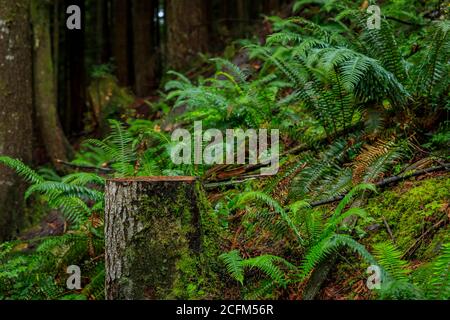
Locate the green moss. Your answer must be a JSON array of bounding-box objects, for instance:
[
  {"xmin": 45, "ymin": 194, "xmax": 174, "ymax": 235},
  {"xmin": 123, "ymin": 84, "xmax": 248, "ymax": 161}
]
[
  {"xmin": 170, "ymin": 182, "xmax": 224, "ymax": 299},
  {"xmin": 361, "ymin": 176, "xmax": 449, "ymax": 260}
]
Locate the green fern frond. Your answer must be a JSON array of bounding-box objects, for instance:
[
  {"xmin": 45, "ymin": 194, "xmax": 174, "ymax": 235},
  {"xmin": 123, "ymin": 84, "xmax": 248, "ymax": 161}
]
[
  {"xmin": 427, "ymin": 242, "xmax": 450, "ymax": 300},
  {"xmin": 62, "ymin": 173, "xmax": 105, "ymax": 187},
  {"xmin": 220, "ymin": 250, "xmax": 245, "ymax": 285},
  {"xmin": 334, "ymin": 183, "xmax": 377, "ymax": 217},
  {"xmin": 25, "ymin": 182, "xmax": 103, "ymax": 203},
  {"xmin": 0, "ymin": 156, "xmax": 44, "ymax": 185},
  {"xmin": 242, "ymin": 255, "xmax": 295, "ymax": 288},
  {"xmin": 373, "ymin": 242, "xmax": 410, "ymax": 282},
  {"xmin": 236, "ymin": 192, "xmax": 304, "ymax": 244}
]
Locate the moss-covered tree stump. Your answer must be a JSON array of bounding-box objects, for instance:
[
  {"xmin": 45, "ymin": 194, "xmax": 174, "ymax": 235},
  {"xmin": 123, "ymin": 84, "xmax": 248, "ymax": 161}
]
[{"xmin": 105, "ymin": 177, "xmax": 222, "ymax": 300}]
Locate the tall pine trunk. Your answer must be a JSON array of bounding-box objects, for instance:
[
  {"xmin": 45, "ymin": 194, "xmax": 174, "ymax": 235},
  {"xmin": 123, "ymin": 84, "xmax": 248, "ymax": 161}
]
[
  {"xmin": 166, "ymin": 0, "xmax": 209, "ymax": 71},
  {"xmin": 96, "ymin": 0, "xmax": 110, "ymax": 64},
  {"xmin": 112, "ymin": 0, "xmax": 132, "ymax": 87},
  {"xmin": 31, "ymin": 0, "xmax": 72, "ymax": 168},
  {"xmin": 67, "ymin": 0, "xmax": 86, "ymax": 134},
  {"xmin": 0, "ymin": 0, "xmax": 34, "ymax": 240},
  {"xmin": 132, "ymin": 0, "xmax": 157, "ymax": 97}
]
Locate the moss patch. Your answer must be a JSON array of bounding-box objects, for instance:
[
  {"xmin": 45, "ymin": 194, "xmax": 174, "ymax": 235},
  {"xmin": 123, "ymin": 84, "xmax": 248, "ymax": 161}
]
[{"xmin": 361, "ymin": 176, "xmax": 449, "ymax": 260}]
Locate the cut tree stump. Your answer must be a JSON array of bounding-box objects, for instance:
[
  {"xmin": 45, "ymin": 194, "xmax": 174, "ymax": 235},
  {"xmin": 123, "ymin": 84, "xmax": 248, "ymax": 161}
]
[{"xmin": 105, "ymin": 177, "xmax": 221, "ymax": 300}]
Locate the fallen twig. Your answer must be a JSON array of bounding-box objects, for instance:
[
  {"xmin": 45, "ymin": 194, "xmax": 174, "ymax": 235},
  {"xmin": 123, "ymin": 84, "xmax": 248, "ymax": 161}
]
[
  {"xmin": 310, "ymin": 164, "xmax": 450, "ymax": 208},
  {"xmin": 382, "ymin": 216, "xmax": 396, "ymax": 244},
  {"xmin": 56, "ymin": 159, "xmax": 114, "ymax": 173},
  {"xmin": 402, "ymin": 219, "xmax": 447, "ymax": 259}
]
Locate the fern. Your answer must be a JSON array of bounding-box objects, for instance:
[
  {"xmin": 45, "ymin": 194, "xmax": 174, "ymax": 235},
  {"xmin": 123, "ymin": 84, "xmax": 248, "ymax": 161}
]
[
  {"xmin": 0, "ymin": 156, "xmax": 44, "ymax": 185},
  {"xmin": 220, "ymin": 250, "xmax": 296, "ymax": 287},
  {"xmin": 373, "ymin": 242, "xmax": 410, "ymax": 282},
  {"xmin": 220, "ymin": 250, "xmax": 245, "ymax": 285},
  {"xmin": 427, "ymin": 242, "xmax": 450, "ymax": 299},
  {"xmin": 235, "ymin": 191, "xmax": 304, "ymax": 245}
]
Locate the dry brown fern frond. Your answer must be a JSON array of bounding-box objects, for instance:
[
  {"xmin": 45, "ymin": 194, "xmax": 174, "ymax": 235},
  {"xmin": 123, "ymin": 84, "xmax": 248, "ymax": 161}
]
[
  {"xmin": 264, "ymin": 156, "xmax": 307, "ymax": 205},
  {"xmin": 352, "ymin": 139, "xmax": 397, "ymax": 184}
]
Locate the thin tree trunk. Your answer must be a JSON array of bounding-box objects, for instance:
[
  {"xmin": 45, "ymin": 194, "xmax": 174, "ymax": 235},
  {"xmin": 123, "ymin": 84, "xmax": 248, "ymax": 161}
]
[
  {"xmin": 96, "ymin": 0, "xmax": 109, "ymax": 64},
  {"xmin": 31, "ymin": 0, "xmax": 72, "ymax": 168},
  {"xmin": 105, "ymin": 177, "xmax": 221, "ymax": 300},
  {"xmin": 0, "ymin": 0, "xmax": 34, "ymax": 240},
  {"xmin": 236, "ymin": 0, "xmax": 249, "ymax": 35},
  {"xmin": 112, "ymin": 0, "xmax": 132, "ymax": 86},
  {"xmin": 166, "ymin": 0, "xmax": 209, "ymax": 71},
  {"xmin": 60, "ymin": 0, "xmax": 86, "ymax": 135},
  {"xmin": 263, "ymin": 0, "xmax": 280, "ymax": 14},
  {"xmin": 132, "ymin": 0, "xmax": 157, "ymax": 96}
]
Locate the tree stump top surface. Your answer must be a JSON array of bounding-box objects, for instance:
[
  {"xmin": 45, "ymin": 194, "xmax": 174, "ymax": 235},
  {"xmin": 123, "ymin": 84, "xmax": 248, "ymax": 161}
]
[{"xmin": 108, "ymin": 176, "xmax": 198, "ymax": 183}]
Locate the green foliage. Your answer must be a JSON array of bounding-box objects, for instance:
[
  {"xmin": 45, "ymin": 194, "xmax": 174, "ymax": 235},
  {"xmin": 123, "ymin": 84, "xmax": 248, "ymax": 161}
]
[
  {"xmin": 0, "ymin": 234, "xmax": 104, "ymax": 300},
  {"xmin": 221, "ymin": 184, "xmax": 378, "ymax": 295},
  {"xmin": 0, "ymin": 157, "xmax": 44, "ymax": 185},
  {"xmin": 373, "ymin": 242, "xmax": 410, "ymax": 282},
  {"xmin": 371, "ymin": 241, "xmax": 450, "ymax": 300},
  {"xmin": 0, "ymin": 157, "xmax": 105, "ymax": 300},
  {"xmin": 412, "ymin": 21, "xmax": 450, "ymax": 109},
  {"xmin": 426, "ymin": 243, "xmax": 450, "ymax": 299}
]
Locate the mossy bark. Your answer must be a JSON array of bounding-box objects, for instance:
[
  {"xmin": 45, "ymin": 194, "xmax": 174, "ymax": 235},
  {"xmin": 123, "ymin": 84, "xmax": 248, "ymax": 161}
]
[
  {"xmin": 0, "ymin": 0, "xmax": 33, "ymax": 241},
  {"xmin": 105, "ymin": 177, "xmax": 222, "ymax": 300},
  {"xmin": 31, "ymin": 0, "xmax": 72, "ymax": 167}
]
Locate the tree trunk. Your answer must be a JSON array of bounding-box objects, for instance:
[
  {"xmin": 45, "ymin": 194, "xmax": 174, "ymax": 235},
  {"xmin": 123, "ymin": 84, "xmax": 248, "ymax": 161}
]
[
  {"xmin": 112, "ymin": 0, "xmax": 132, "ymax": 87},
  {"xmin": 132, "ymin": 0, "xmax": 157, "ymax": 97},
  {"xmin": 166, "ymin": 0, "xmax": 208, "ymax": 71},
  {"xmin": 236, "ymin": 0, "xmax": 249, "ymax": 35},
  {"xmin": 96, "ymin": 0, "xmax": 110, "ymax": 64},
  {"xmin": 31, "ymin": 0, "xmax": 72, "ymax": 168},
  {"xmin": 0, "ymin": 0, "xmax": 34, "ymax": 240},
  {"xmin": 62, "ymin": 0, "xmax": 86, "ymax": 135},
  {"xmin": 263, "ymin": 0, "xmax": 280, "ymax": 14},
  {"xmin": 105, "ymin": 177, "xmax": 222, "ymax": 300}
]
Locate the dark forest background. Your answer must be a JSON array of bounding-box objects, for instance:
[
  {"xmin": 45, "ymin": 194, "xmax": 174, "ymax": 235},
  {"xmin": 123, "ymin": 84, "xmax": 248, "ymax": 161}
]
[{"xmin": 57, "ymin": 0, "xmax": 291, "ymax": 137}]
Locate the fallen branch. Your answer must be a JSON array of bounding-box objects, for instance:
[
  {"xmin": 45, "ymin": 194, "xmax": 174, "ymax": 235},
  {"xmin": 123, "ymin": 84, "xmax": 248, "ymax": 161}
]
[
  {"xmin": 310, "ymin": 164, "xmax": 450, "ymax": 208},
  {"xmin": 56, "ymin": 159, "xmax": 114, "ymax": 173},
  {"xmin": 402, "ymin": 219, "xmax": 447, "ymax": 260},
  {"xmin": 382, "ymin": 216, "xmax": 396, "ymax": 245},
  {"xmin": 386, "ymin": 16, "xmax": 428, "ymax": 27},
  {"xmin": 204, "ymin": 174, "xmax": 272, "ymax": 190}
]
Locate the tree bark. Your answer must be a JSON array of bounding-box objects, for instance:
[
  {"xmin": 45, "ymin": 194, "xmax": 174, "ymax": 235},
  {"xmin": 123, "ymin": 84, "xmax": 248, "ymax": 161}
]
[
  {"xmin": 112, "ymin": 0, "xmax": 132, "ymax": 87},
  {"xmin": 236, "ymin": 0, "xmax": 251, "ymax": 35},
  {"xmin": 105, "ymin": 177, "xmax": 221, "ymax": 300},
  {"xmin": 263, "ymin": 0, "xmax": 280, "ymax": 14},
  {"xmin": 0, "ymin": 0, "xmax": 34, "ymax": 240},
  {"xmin": 132, "ymin": 0, "xmax": 157, "ymax": 96},
  {"xmin": 63, "ymin": 0, "xmax": 86, "ymax": 134},
  {"xmin": 31, "ymin": 0, "xmax": 72, "ymax": 168},
  {"xmin": 166, "ymin": 0, "xmax": 209, "ymax": 71},
  {"xmin": 95, "ymin": 0, "xmax": 110, "ymax": 64}
]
